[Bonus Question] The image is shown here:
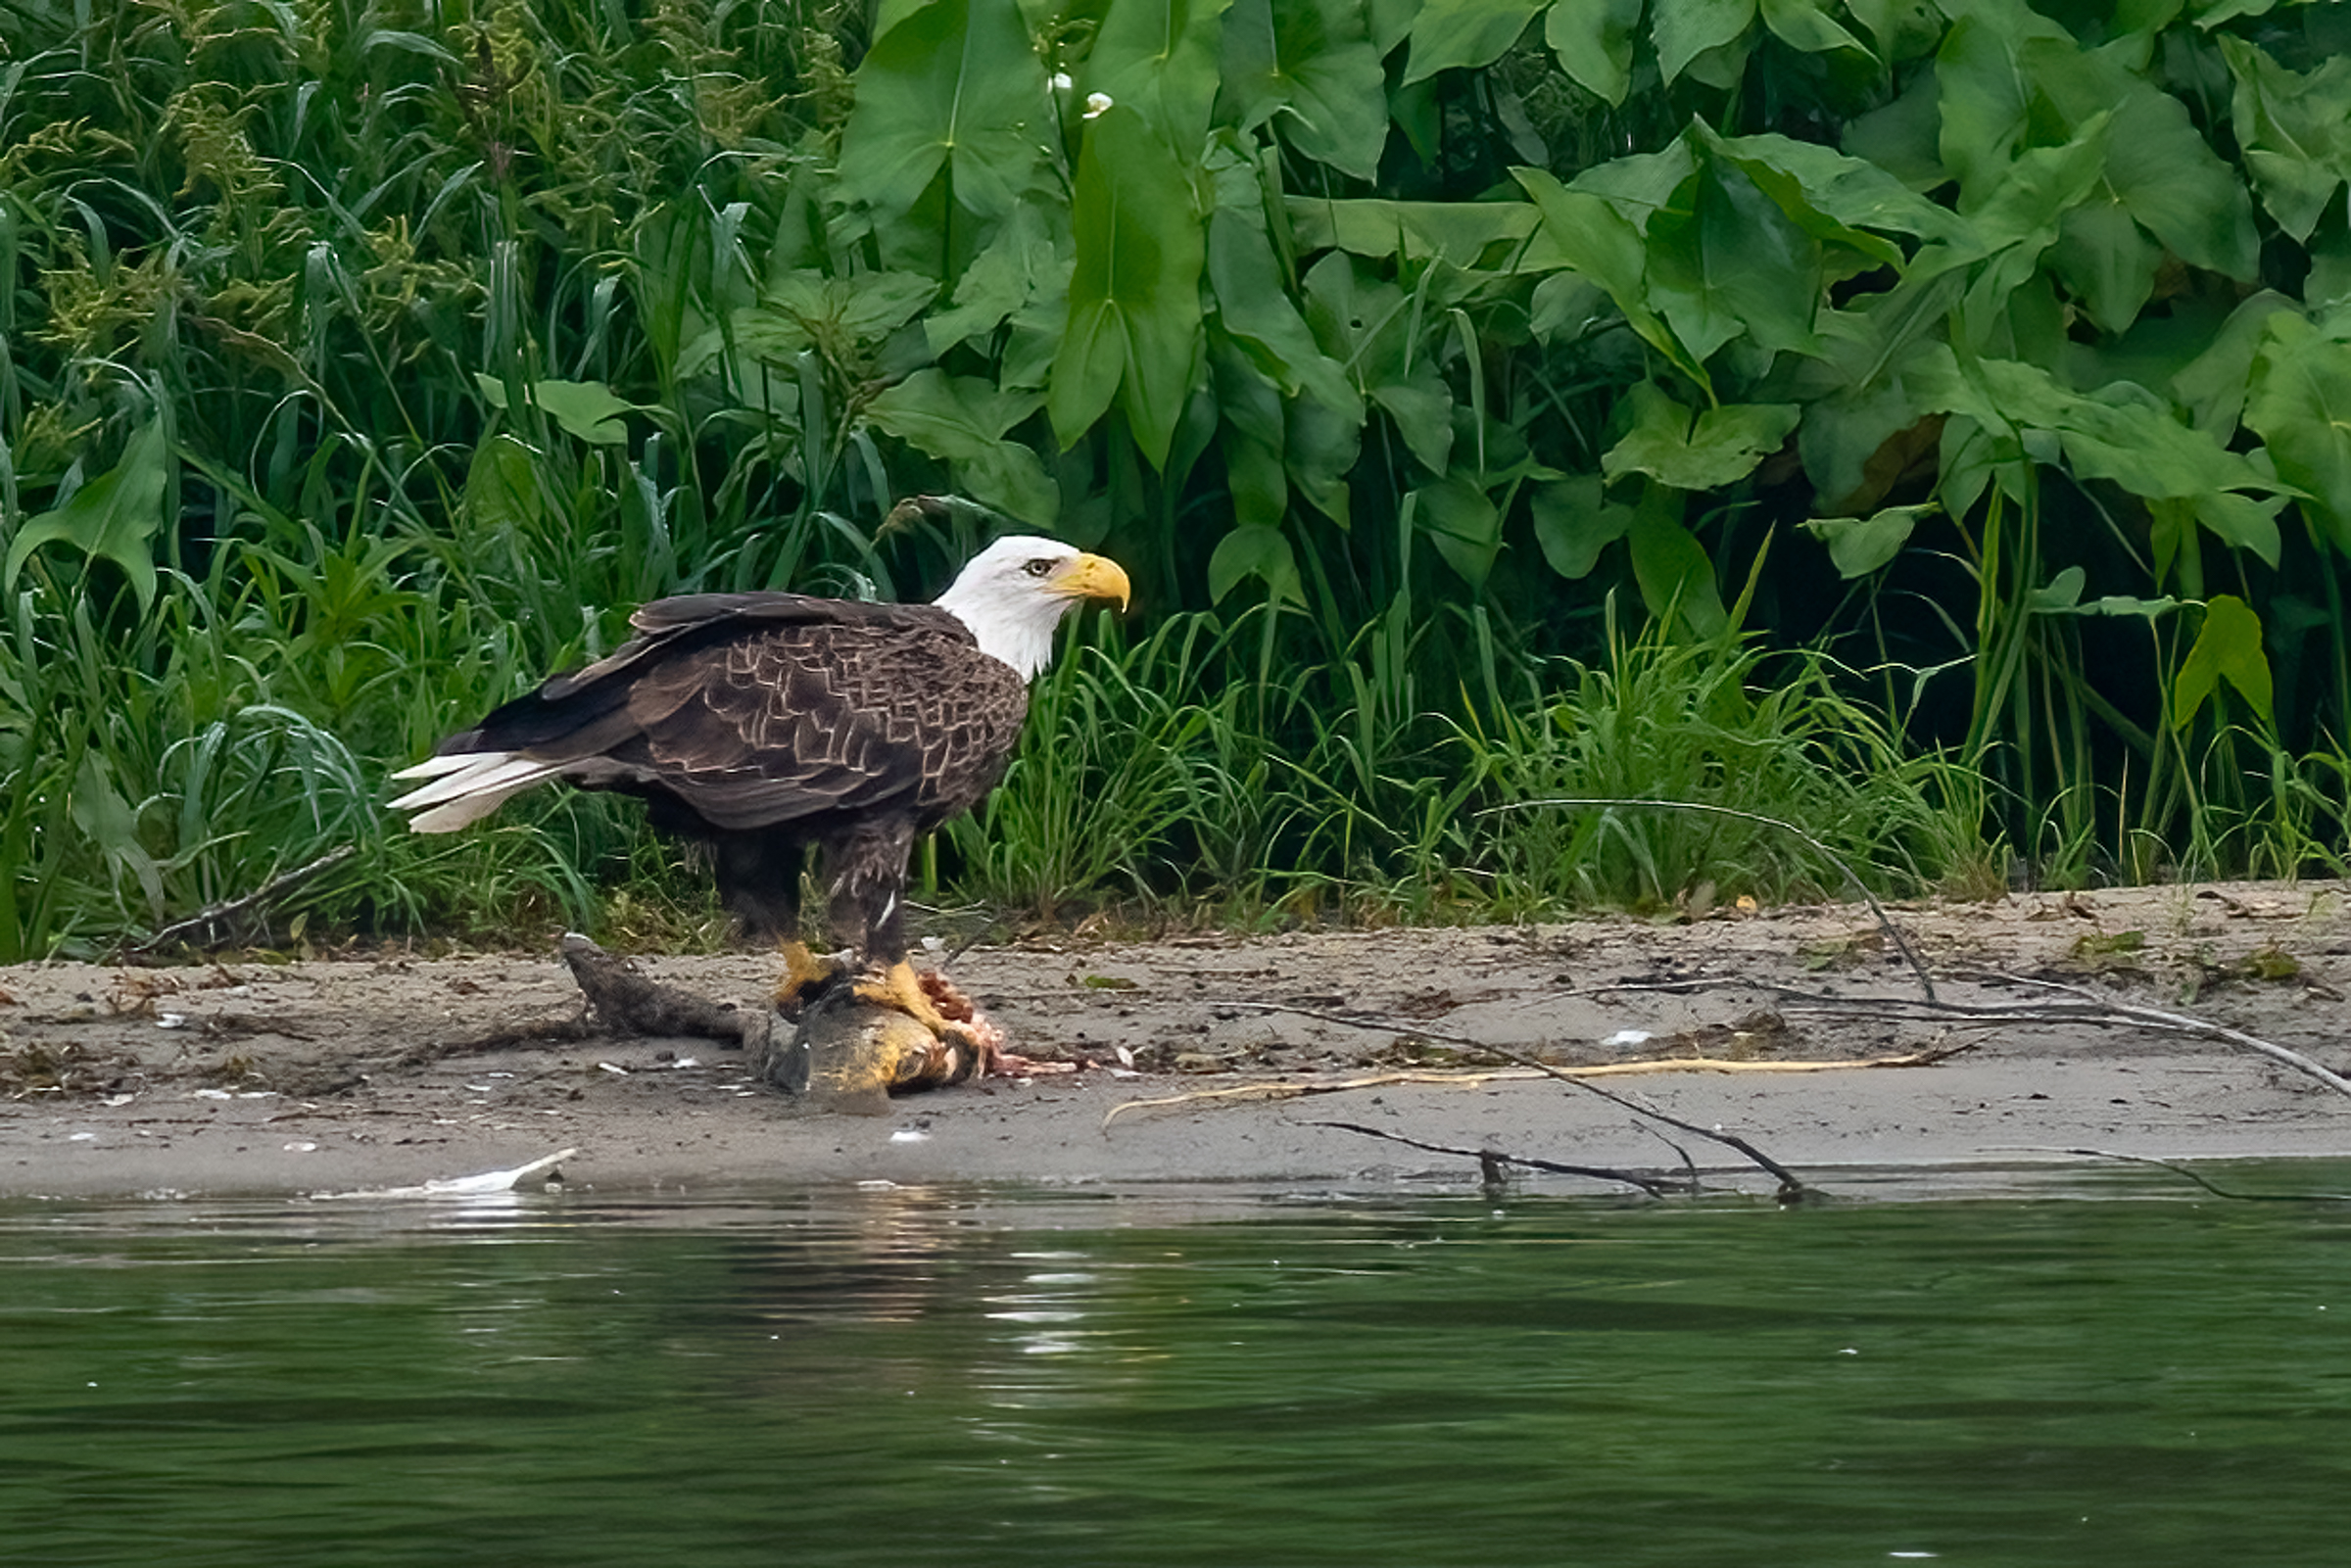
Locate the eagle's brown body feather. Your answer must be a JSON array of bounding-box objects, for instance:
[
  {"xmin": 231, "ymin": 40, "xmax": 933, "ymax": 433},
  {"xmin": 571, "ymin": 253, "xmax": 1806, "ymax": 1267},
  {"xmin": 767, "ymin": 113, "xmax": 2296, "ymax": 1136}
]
[{"xmin": 435, "ymin": 593, "xmax": 1028, "ymax": 961}]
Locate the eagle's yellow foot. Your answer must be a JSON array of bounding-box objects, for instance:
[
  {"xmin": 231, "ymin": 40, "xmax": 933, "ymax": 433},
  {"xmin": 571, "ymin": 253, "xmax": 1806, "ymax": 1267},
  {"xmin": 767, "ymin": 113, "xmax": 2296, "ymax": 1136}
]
[
  {"xmin": 853, "ymin": 958, "xmax": 967, "ymax": 1041},
  {"xmin": 852, "ymin": 963, "xmax": 1066, "ymax": 1081},
  {"xmin": 775, "ymin": 939, "xmax": 849, "ymax": 1014}
]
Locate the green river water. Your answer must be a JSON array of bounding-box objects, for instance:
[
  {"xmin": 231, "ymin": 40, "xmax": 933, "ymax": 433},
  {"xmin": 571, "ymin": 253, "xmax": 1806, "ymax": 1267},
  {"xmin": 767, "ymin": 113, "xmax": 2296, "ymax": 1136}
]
[{"xmin": 6, "ymin": 1169, "xmax": 2351, "ymax": 1566}]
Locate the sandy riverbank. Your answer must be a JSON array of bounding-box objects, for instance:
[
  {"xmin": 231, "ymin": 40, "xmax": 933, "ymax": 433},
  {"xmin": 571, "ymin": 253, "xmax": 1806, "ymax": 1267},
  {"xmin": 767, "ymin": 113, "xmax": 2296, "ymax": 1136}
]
[{"xmin": 7, "ymin": 881, "xmax": 2351, "ymax": 1201}]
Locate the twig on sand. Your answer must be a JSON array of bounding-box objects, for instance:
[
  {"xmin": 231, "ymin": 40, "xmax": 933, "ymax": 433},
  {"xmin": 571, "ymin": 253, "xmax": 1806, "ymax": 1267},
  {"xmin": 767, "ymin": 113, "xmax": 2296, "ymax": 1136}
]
[
  {"xmin": 1110, "ymin": 1002, "xmax": 1820, "ymax": 1200},
  {"xmin": 1986, "ymin": 974, "xmax": 2351, "ymax": 1098},
  {"xmin": 130, "ymin": 846, "xmax": 357, "ymax": 953},
  {"xmin": 1479, "ymin": 797, "xmax": 1937, "ymax": 1003},
  {"xmin": 1751, "ymin": 973, "xmax": 2351, "ymax": 1102},
  {"xmin": 1101, "ymin": 1044, "xmax": 1971, "ymax": 1126},
  {"xmin": 1306, "ymin": 1121, "xmax": 1686, "ymax": 1197},
  {"xmin": 1456, "ymin": 1037, "xmax": 1818, "ymax": 1202}
]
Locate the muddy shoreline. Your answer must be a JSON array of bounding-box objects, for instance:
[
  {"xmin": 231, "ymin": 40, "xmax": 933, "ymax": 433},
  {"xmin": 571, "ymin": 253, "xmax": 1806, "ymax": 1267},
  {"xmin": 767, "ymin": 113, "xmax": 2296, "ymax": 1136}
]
[{"xmin": 7, "ymin": 881, "xmax": 2351, "ymax": 1202}]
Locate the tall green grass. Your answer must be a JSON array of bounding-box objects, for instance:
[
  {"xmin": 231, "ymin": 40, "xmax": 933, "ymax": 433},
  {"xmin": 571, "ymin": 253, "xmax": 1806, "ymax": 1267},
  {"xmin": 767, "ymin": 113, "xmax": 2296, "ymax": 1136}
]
[
  {"xmin": 944, "ymin": 612, "xmax": 1213, "ymax": 916},
  {"xmin": 13, "ymin": 484, "xmax": 2351, "ymax": 959},
  {"xmin": 1453, "ymin": 620, "xmax": 1991, "ymax": 915}
]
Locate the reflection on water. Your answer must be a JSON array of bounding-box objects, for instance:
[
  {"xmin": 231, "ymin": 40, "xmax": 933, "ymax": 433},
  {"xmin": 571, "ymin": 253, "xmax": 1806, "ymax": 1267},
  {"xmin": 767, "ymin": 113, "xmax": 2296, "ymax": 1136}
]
[{"xmin": 6, "ymin": 1169, "xmax": 2351, "ymax": 1566}]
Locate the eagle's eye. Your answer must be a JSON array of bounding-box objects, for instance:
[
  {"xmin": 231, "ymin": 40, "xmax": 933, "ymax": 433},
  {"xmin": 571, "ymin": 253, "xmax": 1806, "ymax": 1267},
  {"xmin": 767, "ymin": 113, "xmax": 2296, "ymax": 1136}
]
[{"xmin": 1024, "ymin": 558, "xmax": 1054, "ymax": 578}]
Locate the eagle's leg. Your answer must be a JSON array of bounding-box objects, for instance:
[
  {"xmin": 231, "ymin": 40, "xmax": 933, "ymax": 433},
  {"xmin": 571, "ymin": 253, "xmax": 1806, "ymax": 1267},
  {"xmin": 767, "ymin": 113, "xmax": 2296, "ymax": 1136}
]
[
  {"xmin": 711, "ymin": 831, "xmax": 840, "ymax": 1010},
  {"xmin": 822, "ymin": 823, "xmax": 970, "ymax": 1041}
]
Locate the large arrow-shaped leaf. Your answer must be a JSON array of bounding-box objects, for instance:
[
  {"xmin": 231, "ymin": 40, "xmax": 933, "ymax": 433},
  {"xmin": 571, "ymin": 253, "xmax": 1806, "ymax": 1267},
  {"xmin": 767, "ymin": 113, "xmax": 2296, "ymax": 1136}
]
[
  {"xmin": 836, "ymin": 0, "xmax": 1050, "ymax": 221},
  {"xmin": 2247, "ymin": 313, "xmax": 2351, "ymax": 553},
  {"xmin": 2172, "ymin": 594, "xmax": 2273, "ymax": 731},
  {"xmin": 1942, "ymin": 13, "xmax": 2259, "ymax": 289},
  {"xmin": 1653, "ymin": 0, "xmax": 1757, "ymax": 86},
  {"xmin": 1918, "ymin": 351, "xmax": 2292, "ymax": 564},
  {"xmin": 868, "ymin": 369, "xmax": 1057, "ymax": 525},
  {"xmin": 1048, "ymin": 107, "xmax": 1206, "ymax": 470},
  {"xmin": 1645, "ymin": 130, "xmax": 1826, "ymax": 360},
  {"xmin": 1300, "ymin": 252, "xmax": 1453, "ymax": 476},
  {"xmin": 2221, "ymin": 36, "xmax": 2351, "ymax": 244},
  {"xmin": 1086, "ymin": 0, "xmax": 1234, "ymax": 154},
  {"xmin": 1412, "ymin": 474, "xmax": 1502, "ymax": 588},
  {"xmin": 1220, "ymin": 0, "xmax": 1388, "ymax": 181},
  {"xmin": 4, "ymin": 421, "xmax": 170, "ymax": 612},
  {"xmin": 1514, "ymin": 166, "xmax": 1708, "ymax": 390},
  {"xmin": 1403, "ymin": 0, "xmax": 1547, "ymax": 84},
  {"xmin": 1546, "ymin": 0, "xmax": 1644, "ymax": 105},
  {"xmin": 1208, "ymin": 145, "xmax": 1359, "ymax": 413},
  {"xmin": 1603, "ymin": 385, "xmax": 1801, "ymax": 491}
]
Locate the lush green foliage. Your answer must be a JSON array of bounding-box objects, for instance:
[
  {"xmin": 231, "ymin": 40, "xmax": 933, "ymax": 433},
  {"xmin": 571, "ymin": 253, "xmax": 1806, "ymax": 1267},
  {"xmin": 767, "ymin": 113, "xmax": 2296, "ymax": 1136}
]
[{"xmin": 4, "ymin": 0, "xmax": 2350, "ymax": 955}]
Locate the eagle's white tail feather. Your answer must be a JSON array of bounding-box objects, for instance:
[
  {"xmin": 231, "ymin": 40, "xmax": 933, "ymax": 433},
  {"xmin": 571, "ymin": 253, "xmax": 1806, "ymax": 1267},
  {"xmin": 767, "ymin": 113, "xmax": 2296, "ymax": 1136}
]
[
  {"xmin": 389, "ymin": 752, "xmax": 488, "ymax": 783},
  {"xmin": 385, "ymin": 752, "xmax": 542, "ymax": 810},
  {"xmin": 387, "ymin": 752, "xmax": 569, "ymax": 832},
  {"xmin": 403, "ymin": 781, "xmax": 553, "ymax": 832}
]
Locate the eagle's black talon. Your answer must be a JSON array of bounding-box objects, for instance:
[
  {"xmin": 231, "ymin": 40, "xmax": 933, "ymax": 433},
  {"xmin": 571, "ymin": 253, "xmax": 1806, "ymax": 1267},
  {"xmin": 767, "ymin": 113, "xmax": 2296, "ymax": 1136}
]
[{"xmin": 774, "ymin": 941, "xmax": 853, "ymax": 1019}]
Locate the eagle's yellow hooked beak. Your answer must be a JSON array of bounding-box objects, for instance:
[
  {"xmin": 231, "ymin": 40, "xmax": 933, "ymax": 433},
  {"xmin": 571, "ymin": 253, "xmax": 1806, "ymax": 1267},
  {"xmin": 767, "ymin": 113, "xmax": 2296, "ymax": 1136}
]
[{"xmin": 1052, "ymin": 552, "xmax": 1132, "ymax": 613}]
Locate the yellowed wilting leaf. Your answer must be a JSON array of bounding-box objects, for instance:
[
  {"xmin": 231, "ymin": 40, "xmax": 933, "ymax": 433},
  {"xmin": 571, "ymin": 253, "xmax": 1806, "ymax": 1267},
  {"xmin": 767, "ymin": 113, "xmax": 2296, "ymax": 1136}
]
[
  {"xmin": 1801, "ymin": 931, "xmax": 1883, "ymax": 970},
  {"xmin": 2070, "ymin": 929, "xmax": 2146, "ymax": 963},
  {"xmin": 2227, "ymin": 942, "xmax": 2301, "ymax": 982}
]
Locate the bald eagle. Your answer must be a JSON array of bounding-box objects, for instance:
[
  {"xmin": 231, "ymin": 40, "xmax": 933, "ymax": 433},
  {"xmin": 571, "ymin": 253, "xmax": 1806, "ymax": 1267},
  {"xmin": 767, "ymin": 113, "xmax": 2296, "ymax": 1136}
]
[{"xmin": 387, "ymin": 533, "xmax": 1131, "ymax": 1035}]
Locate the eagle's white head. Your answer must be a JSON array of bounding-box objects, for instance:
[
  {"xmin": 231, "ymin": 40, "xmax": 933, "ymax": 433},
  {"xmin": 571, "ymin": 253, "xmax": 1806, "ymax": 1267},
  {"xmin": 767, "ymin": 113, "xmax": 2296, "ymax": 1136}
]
[{"xmin": 931, "ymin": 535, "xmax": 1131, "ymax": 680}]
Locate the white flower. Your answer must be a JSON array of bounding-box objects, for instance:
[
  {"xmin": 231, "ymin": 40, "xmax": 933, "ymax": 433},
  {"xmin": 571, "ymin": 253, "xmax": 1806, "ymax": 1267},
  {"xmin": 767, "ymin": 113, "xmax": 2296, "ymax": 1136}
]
[
  {"xmin": 1083, "ymin": 92, "xmax": 1114, "ymax": 119},
  {"xmin": 1050, "ymin": 72, "xmax": 1073, "ymax": 92}
]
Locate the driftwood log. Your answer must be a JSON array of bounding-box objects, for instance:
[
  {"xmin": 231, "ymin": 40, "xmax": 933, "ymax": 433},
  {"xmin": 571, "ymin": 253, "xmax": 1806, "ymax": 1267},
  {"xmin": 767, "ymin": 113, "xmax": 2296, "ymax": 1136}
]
[{"xmin": 558, "ymin": 934, "xmax": 775, "ymax": 1050}]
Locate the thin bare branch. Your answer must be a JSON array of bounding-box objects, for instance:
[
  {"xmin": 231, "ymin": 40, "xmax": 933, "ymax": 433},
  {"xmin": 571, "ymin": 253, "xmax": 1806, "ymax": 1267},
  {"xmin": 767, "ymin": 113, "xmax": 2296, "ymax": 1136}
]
[
  {"xmin": 131, "ymin": 845, "xmax": 357, "ymax": 953},
  {"xmin": 1450, "ymin": 1037, "xmax": 1819, "ymax": 1201},
  {"xmin": 2060, "ymin": 1147, "xmax": 2351, "ymax": 1203},
  {"xmin": 1732, "ymin": 973, "xmax": 2351, "ymax": 1102},
  {"xmin": 1199, "ymin": 997, "xmax": 1974, "ymax": 1069},
  {"xmin": 1306, "ymin": 1121, "xmax": 1683, "ymax": 1196},
  {"xmin": 1172, "ymin": 996, "xmax": 1820, "ymax": 1198},
  {"xmin": 1481, "ymin": 797, "xmax": 1936, "ymax": 1003}
]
